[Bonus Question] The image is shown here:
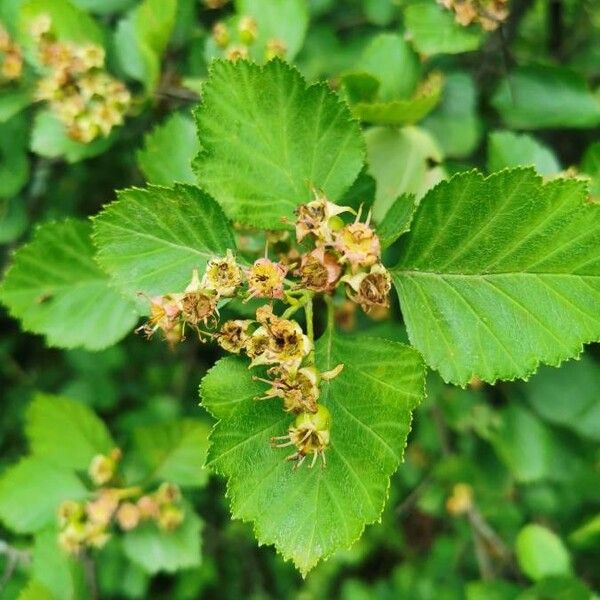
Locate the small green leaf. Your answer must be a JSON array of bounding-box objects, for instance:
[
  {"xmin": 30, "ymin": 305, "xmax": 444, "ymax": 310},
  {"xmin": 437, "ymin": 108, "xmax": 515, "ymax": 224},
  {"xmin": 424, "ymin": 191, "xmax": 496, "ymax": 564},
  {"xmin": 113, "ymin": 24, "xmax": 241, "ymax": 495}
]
[
  {"xmin": 376, "ymin": 193, "xmax": 417, "ymax": 248},
  {"xmin": 492, "ymin": 66, "xmax": 600, "ymax": 129},
  {"xmin": 0, "ymin": 87, "xmax": 33, "ymax": 123},
  {"xmin": 93, "ymin": 184, "xmax": 235, "ymax": 305},
  {"xmin": 18, "ymin": 581, "xmax": 56, "ymax": 600},
  {"xmin": 423, "ymin": 71, "xmax": 482, "ymax": 158},
  {"xmin": 391, "ymin": 168, "xmax": 600, "ymax": 385},
  {"xmin": 122, "ymin": 507, "xmax": 202, "ymax": 574},
  {"xmin": 516, "ymin": 524, "xmax": 571, "ymax": 581},
  {"xmin": 203, "ymin": 333, "xmax": 425, "ymax": 574},
  {"xmin": 581, "ymin": 141, "xmax": 600, "ymax": 199},
  {"xmin": 114, "ymin": 0, "xmax": 177, "ymax": 92},
  {"xmin": 365, "ymin": 125, "xmax": 443, "ymax": 221},
  {"xmin": 32, "ymin": 527, "xmax": 87, "ymax": 600},
  {"xmin": 137, "ymin": 113, "xmax": 200, "ymax": 186},
  {"xmin": 18, "ymin": 0, "xmax": 103, "ymax": 49},
  {"xmin": 72, "ymin": 0, "xmax": 135, "ymax": 14},
  {"xmin": 0, "ymin": 458, "xmax": 88, "ymax": 533},
  {"xmin": 235, "ymin": 0, "xmax": 308, "ymax": 61},
  {"xmin": 0, "ymin": 219, "xmax": 137, "ymax": 350},
  {"xmin": 488, "ymin": 131, "xmax": 560, "ymax": 176},
  {"xmin": 404, "ymin": 0, "xmax": 483, "ymax": 55},
  {"xmin": 193, "ymin": 59, "xmax": 365, "ymax": 229},
  {"xmin": 26, "ymin": 393, "xmax": 114, "ymax": 470},
  {"xmin": 131, "ymin": 419, "xmax": 210, "ymax": 488},
  {"xmin": 524, "ymin": 356, "xmax": 600, "ymax": 441},
  {"xmin": 352, "ymin": 86, "xmax": 441, "ymax": 126},
  {"xmin": 0, "ymin": 114, "xmax": 29, "ymax": 199},
  {"xmin": 518, "ymin": 576, "xmax": 591, "ymax": 600},
  {"xmin": 355, "ymin": 33, "xmax": 420, "ymax": 101},
  {"xmin": 30, "ymin": 111, "xmax": 115, "ymax": 164},
  {"xmin": 341, "ymin": 72, "xmax": 380, "ymax": 104}
]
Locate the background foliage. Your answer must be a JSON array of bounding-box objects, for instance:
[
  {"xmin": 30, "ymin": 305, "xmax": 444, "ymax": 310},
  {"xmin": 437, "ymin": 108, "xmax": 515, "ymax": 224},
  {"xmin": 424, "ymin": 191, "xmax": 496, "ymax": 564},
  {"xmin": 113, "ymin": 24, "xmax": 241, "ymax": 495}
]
[{"xmin": 0, "ymin": 0, "xmax": 599, "ymax": 598}]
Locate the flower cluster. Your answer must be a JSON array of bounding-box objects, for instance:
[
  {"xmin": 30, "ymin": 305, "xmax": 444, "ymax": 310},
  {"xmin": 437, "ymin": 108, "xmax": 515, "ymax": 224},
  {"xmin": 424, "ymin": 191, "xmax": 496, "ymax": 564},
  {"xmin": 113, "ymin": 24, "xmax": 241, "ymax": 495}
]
[
  {"xmin": 0, "ymin": 25, "xmax": 23, "ymax": 82},
  {"xmin": 212, "ymin": 15, "xmax": 287, "ymax": 61},
  {"xmin": 31, "ymin": 15, "xmax": 131, "ymax": 143},
  {"xmin": 438, "ymin": 0, "xmax": 509, "ymax": 31},
  {"xmin": 140, "ymin": 192, "xmax": 393, "ymax": 469},
  {"xmin": 295, "ymin": 192, "xmax": 392, "ymax": 313},
  {"xmin": 57, "ymin": 449, "xmax": 184, "ymax": 555}
]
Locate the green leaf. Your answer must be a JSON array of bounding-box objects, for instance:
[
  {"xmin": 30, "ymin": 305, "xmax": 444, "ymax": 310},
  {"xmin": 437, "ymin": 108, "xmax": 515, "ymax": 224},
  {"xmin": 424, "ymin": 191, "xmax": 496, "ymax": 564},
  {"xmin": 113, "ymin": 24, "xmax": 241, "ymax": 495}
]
[
  {"xmin": 26, "ymin": 393, "xmax": 114, "ymax": 470},
  {"xmin": 114, "ymin": 0, "xmax": 177, "ymax": 92},
  {"xmin": 193, "ymin": 59, "xmax": 365, "ymax": 229},
  {"xmin": 365, "ymin": 125, "xmax": 443, "ymax": 221},
  {"xmin": 376, "ymin": 193, "xmax": 418, "ymax": 248},
  {"xmin": 131, "ymin": 419, "xmax": 210, "ymax": 488},
  {"xmin": 524, "ymin": 356, "xmax": 600, "ymax": 441},
  {"xmin": 492, "ymin": 66, "xmax": 600, "ymax": 129},
  {"xmin": 581, "ymin": 141, "xmax": 600, "ymax": 199},
  {"xmin": 404, "ymin": 0, "xmax": 482, "ymax": 55},
  {"xmin": 0, "ymin": 219, "xmax": 137, "ymax": 350},
  {"xmin": 30, "ymin": 111, "xmax": 115, "ymax": 164},
  {"xmin": 137, "ymin": 113, "xmax": 199, "ymax": 186},
  {"xmin": 518, "ymin": 577, "xmax": 591, "ymax": 600},
  {"xmin": 355, "ymin": 33, "xmax": 420, "ymax": 101},
  {"xmin": 516, "ymin": 524, "xmax": 571, "ymax": 581},
  {"xmin": 72, "ymin": 0, "xmax": 135, "ymax": 14},
  {"xmin": 0, "ymin": 114, "xmax": 29, "ymax": 199},
  {"xmin": 32, "ymin": 527, "xmax": 88, "ymax": 600},
  {"xmin": 18, "ymin": 0, "xmax": 103, "ymax": 49},
  {"xmin": 93, "ymin": 184, "xmax": 235, "ymax": 305},
  {"xmin": 18, "ymin": 581, "xmax": 56, "ymax": 600},
  {"xmin": 200, "ymin": 357, "xmax": 265, "ymax": 420},
  {"xmin": 391, "ymin": 168, "xmax": 600, "ymax": 385},
  {"xmin": 203, "ymin": 333, "xmax": 425, "ymax": 574},
  {"xmin": 423, "ymin": 71, "xmax": 482, "ymax": 158},
  {"xmin": 235, "ymin": 0, "xmax": 308, "ymax": 61},
  {"xmin": 0, "ymin": 458, "xmax": 88, "ymax": 533},
  {"xmin": 352, "ymin": 86, "xmax": 441, "ymax": 126},
  {"xmin": 0, "ymin": 87, "xmax": 33, "ymax": 123},
  {"xmin": 122, "ymin": 507, "xmax": 202, "ymax": 574},
  {"xmin": 488, "ymin": 131, "xmax": 560, "ymax": 176},
  {"xmin": 341, "ymin": 72, "xmax": 380, "ymax": 104}
]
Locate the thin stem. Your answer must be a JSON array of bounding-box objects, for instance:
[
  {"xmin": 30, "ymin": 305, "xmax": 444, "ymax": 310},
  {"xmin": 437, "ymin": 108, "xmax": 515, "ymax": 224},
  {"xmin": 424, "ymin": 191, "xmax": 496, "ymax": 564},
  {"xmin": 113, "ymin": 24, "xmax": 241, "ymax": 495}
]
[
  {"xmin": 281, "ymin": 291, "xmax": 312, "ymax": 320},
  {"xmin": 324, "ymin": 294, "xmax": 335, "ymax": 333},
  {"xmin": 305, "ymin": 297, "xmax": 315, "ymax": 365}
]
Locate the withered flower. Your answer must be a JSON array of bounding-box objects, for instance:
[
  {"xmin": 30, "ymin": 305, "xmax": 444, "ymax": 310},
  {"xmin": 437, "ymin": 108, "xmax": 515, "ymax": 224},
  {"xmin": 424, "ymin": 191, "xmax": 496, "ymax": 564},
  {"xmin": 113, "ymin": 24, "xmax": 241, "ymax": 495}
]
[
  {"xmin": 295, "ymin": 193, "xmax": 352, "ymax": 243},
  {"xmin": 342, "ymin": 264, "xmax": 391, "ymax": 312},
  {"xmin": 217, "ymin": 319, "xmax": 253, "ymax": 353},
  {"xmin": 334, "ymin": 210, "xmax": 381, "ymax": 270},
  {"xmin": 202, "ymin": 250, "xmax": 244, "ymax": 297},
  {"xmin": 297, "ymin": 246, "xmax": 342, "ymax": 293},
  {"xmin": 246, "ymin": 258, "xmax": 287, "ymax": 300}
]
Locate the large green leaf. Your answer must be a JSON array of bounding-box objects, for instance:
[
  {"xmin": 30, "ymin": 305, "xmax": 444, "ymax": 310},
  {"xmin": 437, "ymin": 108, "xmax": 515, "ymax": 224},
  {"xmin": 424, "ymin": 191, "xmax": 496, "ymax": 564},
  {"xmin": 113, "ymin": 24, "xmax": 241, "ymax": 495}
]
[
  {"xmin": 122, "ymin": 507, "xmax": 202, "ymax": 574},
  {"xmin": 0, "ymin": 219, "xmax": 137, "ymax": 350},
  {"xmin": 193, "ymin": 59, "xmax": 365, "ymax": 229},
  {"xmin": 0, "ymin": 458, "xmax": 88, "ymax": 533},
  {"xmin": 26, "ymin": 394, "xmax": 114, "ymax": 470},
  {"xmin": 492, "ymin": 66, "xmax": 600, "ymax": 129},
  {"xmin": 391, "ymin": 168, "xmax": 600, "ymax": 385},
  {"xmin": 93, "ymin": 184, "xmax": 235, "ymax": 306},
  {"xmin": 131, "ymin": 419, "xmax": 210, "ymax": 488},
  {"xmin": 203, "ymin": 333, "xmax": 425, "ymax": 574},
  {"xmin": 137, "ymin": 113, "xmax": 199, "ymax": 186}
]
